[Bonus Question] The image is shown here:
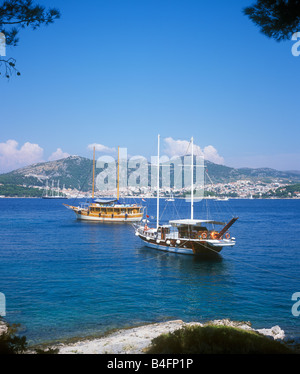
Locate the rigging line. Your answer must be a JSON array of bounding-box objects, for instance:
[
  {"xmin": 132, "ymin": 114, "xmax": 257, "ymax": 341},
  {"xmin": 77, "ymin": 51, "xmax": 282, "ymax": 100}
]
[
  {"xmin": 205, "ymin": 169, "xmax": 236, "ymax": 219},
  {"xmin": 172, "ymin": 137, "xmax": 194, "ymax": 218},
  {"xmin": 173, "ymin": 199, "xmax": 182, "ymax": 220}
]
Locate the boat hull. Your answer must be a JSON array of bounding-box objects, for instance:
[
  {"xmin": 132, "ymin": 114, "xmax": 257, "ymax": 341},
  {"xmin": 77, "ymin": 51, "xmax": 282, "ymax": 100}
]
[
  {"xmin": 76, "ymin": 212, "xmax": 143, "ymax": 222},
  {"xmin": 136, "ymin": 234, "xmax": 235, "ymax": 255},
  {"xmin": 64, "ymin": 203, "xmax": 144, "ymax": 223},
  {"xmin": 42, "ymin": 196, "xmax": 67, "ymax": 199}
]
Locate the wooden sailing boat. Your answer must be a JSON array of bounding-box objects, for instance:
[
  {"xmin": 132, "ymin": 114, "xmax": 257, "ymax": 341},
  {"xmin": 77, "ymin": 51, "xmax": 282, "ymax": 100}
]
[
  {"xmin": 134, "ymin": 135, "xmax": 238, "ymax": 255},
  {"xmin": 63, "ymin": 147, "xmax": 144, "ymax": 222}
]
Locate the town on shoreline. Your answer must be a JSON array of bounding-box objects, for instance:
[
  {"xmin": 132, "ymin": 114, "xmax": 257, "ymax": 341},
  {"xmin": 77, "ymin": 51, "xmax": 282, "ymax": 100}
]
[{"xmin": 1, "ymin": 179, "xmax": 300, "ymax": 199}]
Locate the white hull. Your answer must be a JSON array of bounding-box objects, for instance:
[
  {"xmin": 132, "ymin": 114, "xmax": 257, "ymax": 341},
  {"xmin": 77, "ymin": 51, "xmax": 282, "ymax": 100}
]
[
  {"xmin": 140, "ymin": 240, "xmax": 195, "ymax": 255},
  {"xmin": 138, "ymin": 236, "xmax": 235, "ymax": 255}
]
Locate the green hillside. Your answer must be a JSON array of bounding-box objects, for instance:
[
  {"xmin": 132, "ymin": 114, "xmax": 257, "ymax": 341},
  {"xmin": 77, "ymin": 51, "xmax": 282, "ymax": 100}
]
[
  {"xmin": 0, "ymin": 184, "xmax": 43, "ymax": 197},
  {"xmin": 0, "ymin": 156, "xmax": 93, "ymax": 191},
  {"xmin": 0, "ymin": 156, "xmax": 299, "ymax": 197},
  {"xmin": 261, "ymin": 183, "xmax": 300, "ymax": 198}
]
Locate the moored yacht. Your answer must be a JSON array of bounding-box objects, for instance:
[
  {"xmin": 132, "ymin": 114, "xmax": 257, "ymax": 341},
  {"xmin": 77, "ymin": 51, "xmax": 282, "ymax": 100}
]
[
  {"xmin": 134, "ymin": 135, "xmax": 238, "ymax": 255},
  {"xmin": 64, "ymin": 147, "xmax": 144, "ymax": 222}
]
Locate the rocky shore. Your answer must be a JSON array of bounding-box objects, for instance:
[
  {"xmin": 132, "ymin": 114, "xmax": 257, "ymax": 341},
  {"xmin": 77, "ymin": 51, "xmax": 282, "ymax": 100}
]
[
  {"xmin": 0, "ymin": 320, "xmax": 7, "ymax": 335},
  {"xmin": 2, "ymin": 318, "xmax": 299, "ymax": 354},
  {"xmin": 56, "ymin": 319, "xmax": 288, "ymax": 354}
]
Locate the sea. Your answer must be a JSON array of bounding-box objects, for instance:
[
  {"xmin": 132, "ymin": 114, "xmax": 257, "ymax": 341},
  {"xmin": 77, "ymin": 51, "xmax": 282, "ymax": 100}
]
[{"xmin": 0, "ymin": 197, "xmax": 299, "ymax": 346}]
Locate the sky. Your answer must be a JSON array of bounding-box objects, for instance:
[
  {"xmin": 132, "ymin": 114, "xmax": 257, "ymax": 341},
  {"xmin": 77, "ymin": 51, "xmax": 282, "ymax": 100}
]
[{"xmin": 0, "ymin": 0, "xmax": 300, "ymax": 173}]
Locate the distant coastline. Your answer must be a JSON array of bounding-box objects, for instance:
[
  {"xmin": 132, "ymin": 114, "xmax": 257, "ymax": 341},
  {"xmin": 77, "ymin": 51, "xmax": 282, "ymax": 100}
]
[
  {"xmin": 0, "ymin": 196, "xmax": 300, "ymax": 200},
  {"xmin": 1, "ymin": 155, "xmax": 300, "ymax": 199}
]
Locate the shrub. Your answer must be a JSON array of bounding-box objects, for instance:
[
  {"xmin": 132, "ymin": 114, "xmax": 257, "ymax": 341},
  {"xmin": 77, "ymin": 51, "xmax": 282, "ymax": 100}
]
[
  {"xmin": 0, "ymin": 323, "xmax": 27, "ymax": 354},
  {"xmin": 146, "ymin": 325, "xmax": 294, "ymax": 354}
]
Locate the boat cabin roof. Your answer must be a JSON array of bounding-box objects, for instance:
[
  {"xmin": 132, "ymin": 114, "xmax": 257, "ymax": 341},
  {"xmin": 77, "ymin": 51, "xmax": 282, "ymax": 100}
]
[
  {"xmin": 169, "ymin": 219, "xmax": 225, "ymax": 227},
  {"xmin": 93, "ymin": 198, "xmax": 118, "ymax": 204}
]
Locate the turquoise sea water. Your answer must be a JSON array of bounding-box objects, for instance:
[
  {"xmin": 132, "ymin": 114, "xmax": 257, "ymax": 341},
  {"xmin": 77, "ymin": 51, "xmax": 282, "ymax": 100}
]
[{"xmin": 0, "ymin": 198, "xmax": 299, "ymax": 345}]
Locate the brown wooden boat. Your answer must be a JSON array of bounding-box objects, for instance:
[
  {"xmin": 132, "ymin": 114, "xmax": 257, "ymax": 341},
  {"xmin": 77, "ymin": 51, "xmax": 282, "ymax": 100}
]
[{"xmin": 64, "ymin": 146, "xmax": 144, "ymax": 222}]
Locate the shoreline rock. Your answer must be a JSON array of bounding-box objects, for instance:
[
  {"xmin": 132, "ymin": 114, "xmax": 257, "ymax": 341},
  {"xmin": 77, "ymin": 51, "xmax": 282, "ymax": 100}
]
[
  {"xmin": 0, "ymin": 320, "xmax": 8, "ymax": 335},
  {"xmin": 55, "ymin": 319, "xmax": 287, "ymax": 354}
]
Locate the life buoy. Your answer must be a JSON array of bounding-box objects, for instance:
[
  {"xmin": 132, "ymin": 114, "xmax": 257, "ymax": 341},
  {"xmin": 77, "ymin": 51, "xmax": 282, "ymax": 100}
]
[
  {"xmin": 210, "ymin": 231, "xmax": 219, "ymax": 240},
  {"xmin": 225, "ymin": 232, "xmax": 230, "ymax": 239},
  {"xmin": 144, "ymin": 225, "xmax": 149, "ymax": 231},
  {"xmin": 201, "ymin": 232, "xmax": 207, "ymax": 239}
]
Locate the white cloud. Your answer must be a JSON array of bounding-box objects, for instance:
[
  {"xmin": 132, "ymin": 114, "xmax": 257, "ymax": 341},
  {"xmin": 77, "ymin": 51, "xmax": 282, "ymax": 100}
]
[
  {"xmin": 163, "ymin": 137, "xmax": 202, "ymax": 157},
  {"xmin": 202, "ymin": 145, "xmax": 225, "ymax": 165},
  {"xmin": 87, "ymin": 143, "xmax": 116, "ymax": 154},
  {"xmin": 0, "ymin": 139, "xmax": 44, "ymax": 173},
  {"xmin": 163, "ymin": 137, "xmax": 224, "ymax": 164},
  {"xmin": 48, "ymin": 148, "xmax": 70, "ymax": 161}
]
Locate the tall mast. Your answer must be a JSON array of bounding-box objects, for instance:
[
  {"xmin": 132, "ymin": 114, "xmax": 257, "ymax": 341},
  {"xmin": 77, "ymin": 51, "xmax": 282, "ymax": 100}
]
[
  {"xmin": 92, "ymin": 146, "xmax": 95, "ymax": 199},
  {"xmin": 157, "ymin": 134, "xmax": 160, "ymax": 229},
  {"xmin": 117, "ymin": 146, "xmax": 120, "ymax": 200},
  {"xmin": 191, "ymin": 137, "xmax": 194, "ymax": 220}
]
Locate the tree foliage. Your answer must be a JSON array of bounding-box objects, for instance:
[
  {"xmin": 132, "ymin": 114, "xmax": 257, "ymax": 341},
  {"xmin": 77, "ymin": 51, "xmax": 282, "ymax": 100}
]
[
  {"xmin": 0, "ymin": 319, "xmax": 59, "ymax": 354},
  {"xmin": 0, "ymin": 183, "xmax": 43, "ymax": 197},
  {"xmin": 0, "ymin": 322, "xmax": 27, "ymax": 354},
  {"xmin": 244, "ymin": 0, "xmax": 300, "ymax": 41},
  {"xmin": 0, "ymin": 0, "xmax": 60, "ymax": 78}
]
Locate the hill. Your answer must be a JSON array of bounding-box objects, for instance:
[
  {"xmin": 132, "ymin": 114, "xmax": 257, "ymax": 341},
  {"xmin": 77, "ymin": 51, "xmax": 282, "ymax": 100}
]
[
  {"xmin": 260, "ymin": 183, "xmax": 300, "ymax": 198},
  {"xmin": 0, "ymin": 156, "xmax": 299, "ymax": 196},
  {"xmin": 0, "ymin": 156, "xmax": 93, "ymax": 191}
]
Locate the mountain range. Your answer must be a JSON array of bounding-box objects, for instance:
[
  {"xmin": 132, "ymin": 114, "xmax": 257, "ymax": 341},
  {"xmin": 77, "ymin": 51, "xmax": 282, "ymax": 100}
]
[{"xmin": 0, "ymin": 155, "xmax": 300, "ymax": 192}]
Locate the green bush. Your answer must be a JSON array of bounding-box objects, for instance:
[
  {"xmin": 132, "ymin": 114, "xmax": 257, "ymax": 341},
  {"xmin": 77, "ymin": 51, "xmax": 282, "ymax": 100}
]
[
  {"xmin": 146, "ymin": 325, "xmax": 294, "ymax": 354},
  {"xmin": 0, "ymin": 320, "xmax": 59, "ymax": 354},
  {"xmin": 0, "ymin": 323, "xmax": 27, "ymax": 354}
]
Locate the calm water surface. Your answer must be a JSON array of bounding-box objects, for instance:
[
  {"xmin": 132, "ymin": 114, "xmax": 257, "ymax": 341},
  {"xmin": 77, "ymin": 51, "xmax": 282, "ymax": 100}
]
[{"xmin": 0, "ymin": 198, "xmax": 299, "ymax": 345}]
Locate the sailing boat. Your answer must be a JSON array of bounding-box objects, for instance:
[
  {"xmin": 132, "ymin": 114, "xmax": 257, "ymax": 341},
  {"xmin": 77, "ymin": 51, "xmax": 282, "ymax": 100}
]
[
  {"xmin": 42, "ymin": 180, "xmax": 66, "ymax": 199},
  {"xmin": 63, "ymin": 147, "xmax": 144, "ymax": 222},
  {"xmin": 165, "ymin": 192, "xmax": 175, "ymax": 202},
  {"xmin": 134, "ymin": 135, "xmax": 238, "ymax": 255}
]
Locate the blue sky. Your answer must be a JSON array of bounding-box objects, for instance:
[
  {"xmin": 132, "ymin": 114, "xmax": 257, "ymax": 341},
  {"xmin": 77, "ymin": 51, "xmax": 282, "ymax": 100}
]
[{"xmin": 1, "ymin": 0, "xmax": 299, "ymax": 173}]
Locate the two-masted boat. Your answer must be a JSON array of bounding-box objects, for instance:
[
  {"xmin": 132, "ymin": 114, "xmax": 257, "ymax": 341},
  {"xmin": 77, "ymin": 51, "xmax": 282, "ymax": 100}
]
[
  {"xmin": 63, "ymin": 147, "xmax": 144, "ymax": 222},
  {"xmin": 134, "ymin": 135, "xmax": 238, "ymax": 255}
]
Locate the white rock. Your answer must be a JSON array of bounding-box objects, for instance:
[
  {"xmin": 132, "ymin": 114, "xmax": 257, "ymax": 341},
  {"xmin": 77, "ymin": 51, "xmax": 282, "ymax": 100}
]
[
  {"xmin": 55, "ymin": 319, "xmax": 287, "ymax": 354},
  {"xmin": 58, "ymin": 320, "xmax": 194, "ymax": 354},
  {"xmin": 256, "ymin": 325, "xmax": 285, "ymax": 340},
  {"xmin": 0, "ymin": 320, "xmax": 8, "ymax": 335}
]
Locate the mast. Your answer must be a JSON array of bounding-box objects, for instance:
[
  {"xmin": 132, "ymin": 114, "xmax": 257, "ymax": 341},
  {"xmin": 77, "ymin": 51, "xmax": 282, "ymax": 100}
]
[
  {"xmin": 92, "ymin": 146, "xmax": 95, "ymax": 199},
  {"xmin": 157, "ymin": 134, "xmax": 160, "ymax": 229},
  {"xmin": 117, "ymin": 146, "xmax": 120, "ymax": 200},
  {"xmin": 191, "ymin": 137, "xmax": 194, "ymax": 220}
]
